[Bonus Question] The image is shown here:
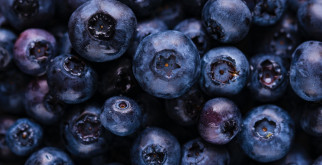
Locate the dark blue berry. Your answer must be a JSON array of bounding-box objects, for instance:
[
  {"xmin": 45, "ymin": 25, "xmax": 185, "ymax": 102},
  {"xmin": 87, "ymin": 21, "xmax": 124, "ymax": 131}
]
[
  {"xmin": 131, "ymin": 127, "xmax": 181, "ymax": 165},
  {"xmin": 133, "ymin": 30, "xmax": 200, "ymax": 99},
  {"xmin": 165, "ymin": 87, "xmax": 206, "ymax": 126},
  {"xmin": 62, "ymin": 104, "xmax": 110, "ymax": 157},
  {"xmin": 181, "ymin": 138, "xmax": 230, "ymax": 165},
  {"xmin": 239, "ymin": 105, "xmax": 295, "ymax": 162},
  {"xmin": 199, "ymin": 47, "xmax": 249, "ymax": 97},
  {"xmin": 248, "ymin": 54, "xmax": 288, "ymax": 102},
  {"xmin": 100, "ymin": 96, "xmax": 142, "ymax": 136},
  {"xmin": 298, "ymin": 0, "xmax": 322, "ymax": 41},
  {"xmin": 290, "ymin": 41, "xmax": 322, "ymax": 101},
  {"xmin": 47, "ymin": 54, "xmax": 97, "ymax": 104},
  {"xmin": 128, "ymin": 19, "xmax": 168, "ymax": 57},
  {"xmin": 174, "ymin": 18, "xmax": 210, "ymax": 56},
  {"xmin": 0, "ymin": 116, "xmax": 17, "ymax": 161},
  {"xmin": 0, "ymin": 0, "xmax": 55, "ymax": 30},
  {"xmin": 24, "ymin": 77, "xmax": 65, "ymax": 125},
  {"xmin": 202, "ymin": 0, "xmax": 252, "ymax": 43},
  {"xmin": 68, "ymin": 0, "xmax": 137, "ymax": 62},
  {"xmin": 0, "ymin": 28, "xmax": 16, "ymax": 71},
  {"xmin": 13, "ymin": 29, "xmax": 56, "ymax": 76},
  {"xmin": 5, "ymin": 118, "xmax": 43, "ymax": 156},
  {"xmin": 198, "ymin": 98, "xmax": 242, "ymax": 145},
  {"xmin": 252, "ymin": 0, "xmax": 287, "ymax": 26},
  {"xmin": 155, "ymin": 1, "xmax": 185, "ymax": 28},
  {"xmin": 25, "ymin": 147, "xmax": 74, "ymax": 165},
  {"xmin": 301, "ymin": 104, "xmax": 322, "ymax": 137},
  {"xmin": 119, "ymin": 0, "xmax": 163, "ymax": 18}
]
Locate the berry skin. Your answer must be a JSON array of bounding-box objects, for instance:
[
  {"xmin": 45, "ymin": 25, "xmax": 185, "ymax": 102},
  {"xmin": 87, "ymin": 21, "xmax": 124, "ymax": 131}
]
[
  {"xmin": 199, "ymin": 47, "xmax": 249, "ymax": 97},
  {"xmin": 128, "ymin": 19, "xmax": 168, "ymax": 57},
  {"xmin": 13, "ymin": 28, "xmax": 56, "ymax": 76},
  {"xmin": 131, "ymin": 127, "xmax": 181, "ymax": 165},
  {"xmin": 0, "ymin": 28, "xmax": 16, "ymax": 71},
  {"xmin": 290, "ymin": 41, "xmax": 322, "ymax": 101},
  {"xmin": 62, "ymin": 104, "xmax": 110, "ymax": 157},
  {"xmin": 239, "ymin": 105, "xmax": 295, "ymax": 163},
  {"xmin": 100, "ymin": 96, "xmax": 142, "ymax": 136},
  {"xmin": 174, "ymin": 18, "xmax": 210, "ymax": 56},
  {"xmin": 181, "ymin": 138, "xmax": 230, "ymax": 165},
  {"xmin": 202, "ymin": 0, "xmax": 252, "ymax": 43},
  {"xmin": 252, "ymin": 0, "xmax": 287, "ymax": 26},
  {"xmin": 24, "ymin": 77, "xmax": 65, "ymax": 125},
  {"xmin": 248, "ymin": 54, "xmax": 288, "ymax": 102},
  {"xmin": 119, "ymin": 0, "xmax": 163, "ymax": 18},
  {"xmin": 165, "ymin": 87, "xmax": 207, "ymax": 126},
  {"xmin": 0, "ymin": 0, "xmax": 55, "ymax": 30},
  {"xmin": 198, "ymin": 98, "xmax": 242, "ymax": 145},
  {"xmin": 25, "ymin": 147, "xmax": 74, "ymax": 165},
  {"xmin": 300, "ymin": 104, "xmax": 322, "ymax": 137},
  {"xmin": 47, "ymin": 54, "xmax": 97, "ymax": 104},
  {"xmin": 68, "ymin": 0, "xmax": 137, "ymax": 62},
  {"xmin": 5, "ymin": 118, "xmax": 43, "ymax": 156},
  {"xmin": 298, "ymin": 0, "xmax": 322, "ymax": 41},
  {"xmin": 133, "ymin": 30, "xmax": 200, "ymax": 99}
]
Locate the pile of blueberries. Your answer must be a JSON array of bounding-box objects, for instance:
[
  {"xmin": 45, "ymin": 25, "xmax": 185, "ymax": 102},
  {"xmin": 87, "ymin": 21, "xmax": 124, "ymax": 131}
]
[{"xmin": 0, "ymin": 0, "xmax": 321, "ymax": 164}]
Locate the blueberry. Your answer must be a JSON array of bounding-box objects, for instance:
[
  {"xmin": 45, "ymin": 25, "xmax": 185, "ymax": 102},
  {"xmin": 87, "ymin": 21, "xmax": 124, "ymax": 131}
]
[
  {"xmin": 25, "ymin": 147, "xmax": 74, "ymax": 165},
  {"xmin": 24, "ymin": 77, "xmax": 65, "ymax": 125},
  {"xmin": 131, "ymin": 127, "xmax": 181, "ymax": 165},
  {"xmin": 290, "ymin": 41, "xmax": 322, "ymax": 101},
  {"xmin": 98, "ymin": 57, "xmax": 139, "ymax": 97},
  {"xmin": 5, "ymin": 118, "xmax": 43, "ymax": 156},
  {"xmin": 0, "ymin": 68, "xmax": 30, "ymax": 114},
  {"xmin": 100, "ymin": 96, "xmax": 142, "ymax": 136},
  {"xmin": 13, "ymin": 29, "xmax": 56, "ymax": 76},
  {"xmin": 128, "ymin": 19, "xmax": 168, "ymax": 57},
  {"xmin": 288, "ymin": 0, "xmax": 309, "ymax": 11},
  {"xmin": 0, "ymin": 28, "xmax": 16, "ymax": 71},
  {"xmin": 202, "ymin": 0, "xmax": 252, "ymax": 43},
  {"xmin": 67, "ymin": 0, "xmax": 89, "ymax": 11},
  {"xmin": 62, "ymin": 104, "xmax": 110, "ymax": 157},
  {"xmin": 155, "ymin": 1, "xmax": 185, "ymax": 28},
  {"xmin": 0, "ymin": 0, "xmax": 55, "ymax": 30},
  {"xmin": 198, "ymin": 98, "xmax": 242, "ymax": 145},
  {"xmin": 199, "ymin": 47, "xmax": 249, "ymax": 97},
  {"xmin": 181, "ymin": 138, "xmax": 230, "ymax": 165},
  {"xmin": 119, "ymin": 0, "xmax": 163, "ymax": 18},
  {"xmin": 252, "ymin": 0, "xmax": 287, "ymax": 26},
  {"xmin": 174, "ymin": 18, "xmax": 210, "ymax": 56},
  {"xmin": 68, "ymin": 0, "xmax": 137, "ymax": 62},
  {"xmin": 239, "ymin": 105, "xmax": 295, "ymax": 162},
  {"xmin": 301, "ymin": 104, "xmax": 322, "ymax": 137},
  {"xmin": 133, "ymin": 30, "xmax": 200, "ymax": 99},
  {"xmin": 0, "ymin": 116, "xmax": 17, "ymax": 161},
  {"xmin": 47, "ymin": 54, "xmax": 97, "ymax": 104},
  {"xmin": 165, "ymin": 87, "xmax": 207, "ymax": 126},
  {"xmin": 275, "ymin": 144, "xmax": 312, "ymax": 165},
  {"xmin": 298, "ymin": 0, "xmax": 322, "ymax": 41},
  {"xmin": 248, "ymin": 54, "xmax": 288, "ymax": 102}
]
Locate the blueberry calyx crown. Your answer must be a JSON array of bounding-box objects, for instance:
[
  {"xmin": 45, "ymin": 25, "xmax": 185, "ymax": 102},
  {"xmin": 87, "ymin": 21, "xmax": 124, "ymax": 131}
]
[
  {"xmin": 253, "ymin": 118, "xmax": 276, "ymax": 140},
  {"xmin": 142, "ymin": 144, "xmax": 167, "ymax": 165},
  {"xmin": 87, "ymin": 12, "xmax": 116, "ymax": 41},
  {"xmin": 73, "ymin": 114, "xmax": 102, "ymax": 144},
  {"xmin": 206, "ymin": 20, "xmax": 224, "ymax": 41},
  {"xmin": 220, "ymin": 119, "xmax": 238, "ymax": 138},
  {"xmin": 187, "ymin": 142, "xmax": 204, "ymax": 163},
  {"xmin": 63, "ymin": 56, "xmax": 85, "ymax": 77},
  {"xmin": 13, "ymin": 0, "xmax": 39, "ymax": 18},
  {"xmin": 151, "ymin": 49, "xmax": 182, "ymax": 80},
  {"xmin": 12, "ymin": 123, "xmax": 34, "ymax": 146},
  {"xmin": 209, "ymin": 57, "xmax": 239, "ymax": 85},
  {"xmin": 28, "ymin": 40, "xmax": 52, "ymax": 63},
  {"xmin": 270, "ymin": 29, "xmax": 294, "ymax": 55},
  {"xmin": 254, "ymin": 0, "xmax": 279, "ymax": 20},
  {"xmin": 258, "ymin": 59, "xmax": 283, "ymax": 89},
  {"xmin": 114, "ymin": 100, "xmax": 130, "ymax": 111}
]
